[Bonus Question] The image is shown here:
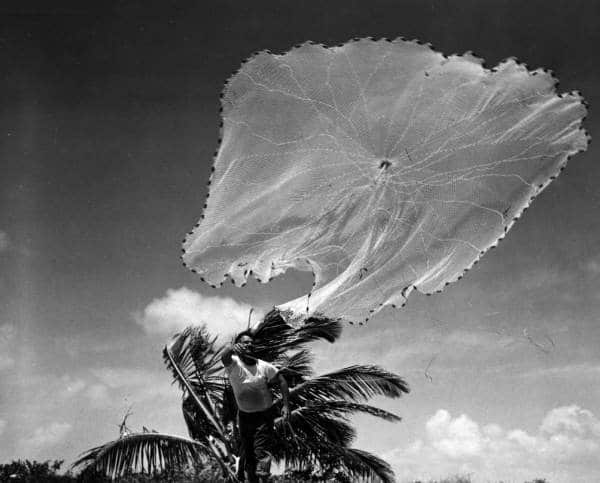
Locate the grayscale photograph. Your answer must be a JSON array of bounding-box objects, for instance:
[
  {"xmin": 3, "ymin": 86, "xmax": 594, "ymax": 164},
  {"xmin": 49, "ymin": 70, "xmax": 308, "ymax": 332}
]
[{"xmin": 0, "ymin": 1, "xmax": 598, "ymax": 482}]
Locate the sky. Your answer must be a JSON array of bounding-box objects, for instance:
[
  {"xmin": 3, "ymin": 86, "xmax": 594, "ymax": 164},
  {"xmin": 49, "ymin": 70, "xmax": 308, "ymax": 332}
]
[{"xmin": 1, "ymin": 1, "xmax": 599, "ymax": 482}]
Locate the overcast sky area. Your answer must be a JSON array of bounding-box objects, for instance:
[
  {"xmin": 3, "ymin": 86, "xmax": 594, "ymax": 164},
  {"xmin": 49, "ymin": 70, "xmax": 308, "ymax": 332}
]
[{"xmin": 1, "ymin": 1, "xmax": 599, "ymax": 482}]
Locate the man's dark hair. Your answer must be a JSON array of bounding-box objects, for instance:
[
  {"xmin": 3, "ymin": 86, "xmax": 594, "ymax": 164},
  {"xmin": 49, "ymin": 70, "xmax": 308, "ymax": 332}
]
[{"xmin": 234, "ymin": 329, "xmax": 254, "ymax": 343}]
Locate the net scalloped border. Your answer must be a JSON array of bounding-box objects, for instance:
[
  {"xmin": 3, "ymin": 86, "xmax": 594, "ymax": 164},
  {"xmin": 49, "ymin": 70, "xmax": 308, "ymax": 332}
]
[{"xmin": 180, "ymin": 36, "xmax": 591, "ymax": 326}]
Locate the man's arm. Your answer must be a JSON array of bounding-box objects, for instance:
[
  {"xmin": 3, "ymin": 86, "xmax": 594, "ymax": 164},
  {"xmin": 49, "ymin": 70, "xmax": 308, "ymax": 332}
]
[
  {"xmin": 277, "ymin": 372, "xmax": 290, "ymax": 421},
  {"xmin": 221, "ymin": 344, "xmax": 237, "ymax": 367}
]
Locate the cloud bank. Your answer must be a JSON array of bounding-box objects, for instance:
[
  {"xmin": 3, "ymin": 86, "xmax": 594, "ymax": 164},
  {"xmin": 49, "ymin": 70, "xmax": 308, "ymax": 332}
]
[
  {"xmin": 134, "ymin": 287, "xmax": 263, "ymax": 337},
  {"xmin": 386, "ymin": 405, "xmax": 600, "ymax": 483}
]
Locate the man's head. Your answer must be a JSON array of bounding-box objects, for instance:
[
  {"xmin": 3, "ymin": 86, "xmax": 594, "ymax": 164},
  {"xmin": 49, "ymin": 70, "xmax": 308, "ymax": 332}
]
[
  {"xmin": 234, "ymin": 330, "xmax": 256, "ymax": 364},
  {"xmin": 234, "ymin": 330, "xmax": 253, "ymax": 344}
]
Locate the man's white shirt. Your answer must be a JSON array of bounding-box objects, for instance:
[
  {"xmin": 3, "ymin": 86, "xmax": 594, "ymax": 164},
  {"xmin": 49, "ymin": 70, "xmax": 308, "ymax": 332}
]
[{"xmin": 225, "ymin": 354, "xmax": 279, "ymax": 413}]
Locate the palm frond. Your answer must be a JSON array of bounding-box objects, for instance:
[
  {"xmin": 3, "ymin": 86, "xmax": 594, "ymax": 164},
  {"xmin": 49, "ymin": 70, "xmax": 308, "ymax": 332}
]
[
  {"xmin": 269, "ymin": 401, "xmax": 398, "ymax": 461},
  {"xmin": 278, "ymin": 445, "xmax": 395, "ymax": 483},
  {"xmin": 274, "ymin": 349, "xmax": 313, "ymax": 383},
  {"xmin": 269, "ymin": 420, "xmax": 394, "ymax": 483},
  {"xmin": 162, "ymin": 326, "xmax": 220, "ymax": 391},
  {"xmin": 292, "ymin": 314, "xmax": 342, "ymax": 344},
  {"xmin": 182, "ymin": 395, "xmax": 218, "ymax": 442},
  {"xmin": 326, "ymin": 447, "xmax": 395, "ymax": 483},
  {"xmin": 252, "ymin": 309, "xmax": 291, "ymax": 337},
  {"xmin": 249, "ymin": 310, "xmax": 294, "ymax": 361},
  {"xmin": 298, "ymin": 400, "xmax": 401, "ymax": 422},
  {"xmin": 275, "ymin": 406, "xmax": 356, "ymax": 450},
  {"xmin": 288, "ymin": 365, "xmax": 410, "ymax": 405},
  {"xmin": 249, "ymin": 310, "xmax": 342, "ymax": 362},
  {"xmin": 72, "ymin": 432, "xmax": 210, "ymax": 479}
]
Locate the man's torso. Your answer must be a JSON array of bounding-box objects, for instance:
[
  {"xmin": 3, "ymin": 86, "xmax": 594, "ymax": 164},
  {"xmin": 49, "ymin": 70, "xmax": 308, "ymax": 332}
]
[{"xmin": 226, "ymin": 355, "xmax": 278, "ymax": 413}]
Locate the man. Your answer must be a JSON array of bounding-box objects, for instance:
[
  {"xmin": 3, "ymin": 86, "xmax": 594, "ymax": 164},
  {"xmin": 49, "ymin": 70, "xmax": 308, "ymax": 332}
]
[{"xmin": 221, "ymin": 331, "xmax": 290, "ymax": 483}]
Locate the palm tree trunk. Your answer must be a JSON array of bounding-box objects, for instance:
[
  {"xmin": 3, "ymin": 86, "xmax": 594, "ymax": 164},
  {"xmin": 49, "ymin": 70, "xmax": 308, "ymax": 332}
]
[{"xmin": 165, "ymin": 346, "xmax": 236, "ymax": 480}]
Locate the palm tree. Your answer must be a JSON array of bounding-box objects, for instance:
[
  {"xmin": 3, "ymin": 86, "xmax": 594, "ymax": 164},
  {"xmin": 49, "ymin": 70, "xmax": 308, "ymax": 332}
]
[{"xmin": 73, "ymin": 309, "xmax": 409, "ymax": 482}]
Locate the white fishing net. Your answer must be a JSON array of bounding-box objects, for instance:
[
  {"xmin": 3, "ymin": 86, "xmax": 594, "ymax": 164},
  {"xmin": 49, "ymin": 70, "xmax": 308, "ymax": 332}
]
[{"xmin": 182, "ymin": 38, "xmax": 588, "ymax": 325}]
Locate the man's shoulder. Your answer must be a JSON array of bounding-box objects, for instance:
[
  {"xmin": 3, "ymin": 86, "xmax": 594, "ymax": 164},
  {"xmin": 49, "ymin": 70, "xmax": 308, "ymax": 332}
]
[
  {"xmin": 225, "ymin": 354, "xmax": 241, "ymax": 370},
  {"xmin": 258, "ymin": 359, "xmax": 279, "ymax": 374}
]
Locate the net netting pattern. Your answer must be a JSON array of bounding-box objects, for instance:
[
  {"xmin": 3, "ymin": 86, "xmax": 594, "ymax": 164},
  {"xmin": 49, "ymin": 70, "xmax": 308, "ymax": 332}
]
[{"xmin": 182, "ymin": 38, "xmax": 588, "ymax": 325}]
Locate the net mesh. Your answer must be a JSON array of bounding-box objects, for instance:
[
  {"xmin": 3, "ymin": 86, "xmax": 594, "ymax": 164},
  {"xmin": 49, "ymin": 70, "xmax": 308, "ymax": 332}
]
[{"xmin": 182, "ymin": 38, "xmax": 588, "ymax": 325}]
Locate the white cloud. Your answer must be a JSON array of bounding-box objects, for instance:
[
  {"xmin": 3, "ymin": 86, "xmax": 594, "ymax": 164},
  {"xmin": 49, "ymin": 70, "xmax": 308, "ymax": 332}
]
[
  {"xmin": 385, "ymin": 405, "xmax": 600, "ymax": 483},
  {"xmin": 0, "ymin": 419, "xmax": 6, "ymax": 435},
  {"xmin": 0, "ymin": 230, "xmax": 9, "ymax": 252},
  {"xmin": 134, "ymin": 286, "xmax": 262, "ymax": 337},
  {"xmin": 541, "ymin": 405, "xmax": 600, "ymax": 442},
  {"xmin": 426, "ymin": 410, "xmax": 483, "ymax": 458},
  {"xmin": 21, "ymin": 422, "xmax": 72, "ymax": 449}
]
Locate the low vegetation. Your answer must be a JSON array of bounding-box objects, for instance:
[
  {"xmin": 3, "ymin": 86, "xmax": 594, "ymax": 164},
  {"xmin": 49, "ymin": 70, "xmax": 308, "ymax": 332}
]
[{"xmin": 0, "ymin": 461, "xmax": 551, "ymax": 483}]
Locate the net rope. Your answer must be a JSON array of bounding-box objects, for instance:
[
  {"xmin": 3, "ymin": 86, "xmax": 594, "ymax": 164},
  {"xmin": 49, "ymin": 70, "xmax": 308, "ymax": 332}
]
[{"xmin": 182, "ymin": 38, "xmax": 588, "ymax": 325}]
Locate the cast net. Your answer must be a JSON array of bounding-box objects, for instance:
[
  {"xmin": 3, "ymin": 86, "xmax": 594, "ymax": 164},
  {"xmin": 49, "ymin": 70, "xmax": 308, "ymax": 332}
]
[{"xmin": 182, "ymin": 38, "xmax": 588, "ymax": 325}]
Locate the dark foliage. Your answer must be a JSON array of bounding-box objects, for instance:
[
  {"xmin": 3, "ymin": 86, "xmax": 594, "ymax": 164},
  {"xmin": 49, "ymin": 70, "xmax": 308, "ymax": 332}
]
[{"xmin": 0, "ymin": 459, "xmax": 73, "ymax": 482}]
